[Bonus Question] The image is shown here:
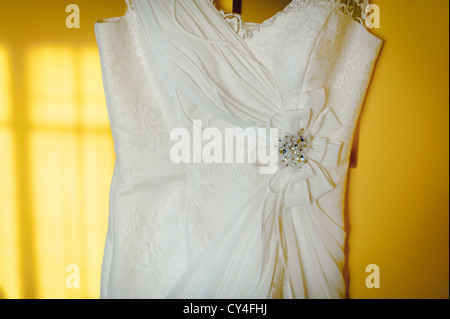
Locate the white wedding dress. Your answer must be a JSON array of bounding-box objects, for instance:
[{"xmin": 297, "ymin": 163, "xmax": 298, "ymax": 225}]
[{"xmin": 95, "ymin": 0, "xmax": 382, "ymax": 299}]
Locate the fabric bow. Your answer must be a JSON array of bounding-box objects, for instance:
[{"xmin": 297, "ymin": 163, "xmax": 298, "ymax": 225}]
[{"xmin": 269, "ymin": 88, "xmax": 344, "ymax": 206}]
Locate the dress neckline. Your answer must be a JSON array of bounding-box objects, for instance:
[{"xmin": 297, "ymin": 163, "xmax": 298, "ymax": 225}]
[
  {"xmin": 203, "ymin": 0, "xmax": 297, "ymax": 49},
  {"xmin": 210, "ymin": 0, "xmax": 296, "ymax": 29}
]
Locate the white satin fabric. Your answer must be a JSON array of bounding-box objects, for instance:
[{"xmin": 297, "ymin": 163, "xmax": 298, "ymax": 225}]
[{"xmin": 95, "ymin": 0, "xmax": 382, "ymax": 299}]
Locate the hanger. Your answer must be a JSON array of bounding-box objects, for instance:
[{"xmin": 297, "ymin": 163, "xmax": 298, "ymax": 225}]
[{"xmin": 233, "ymin": 0, "xmax": 242, "ymax": 14}]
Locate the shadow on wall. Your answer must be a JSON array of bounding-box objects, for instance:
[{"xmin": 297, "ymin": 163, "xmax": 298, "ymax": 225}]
[
  {"xmin": 0, "ymin": 0, "xmax": 130, "ymax": 300},
  {"xmin": 0, "ymin": 287, "xmax": 6, "ymax": 299},
  {"xmin": 343, "ymin": 45, "xmax": 384, "ymax": 298},
  {"xmin": 0, "ymin": 45, "xmax": 114, "ymax": 299}
]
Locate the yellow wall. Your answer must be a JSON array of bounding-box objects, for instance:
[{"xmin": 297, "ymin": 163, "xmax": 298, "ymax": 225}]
[
  {"xmin": 346, "ymin": 0, "xmax": 449, "ymax": 299},
  {"xmin": 0, "ymin": 0, "xmax": 120, "ymax": 299},
  {"xmin": 0, "ymin": 0, "xmax": 448, "ymax": 299}
]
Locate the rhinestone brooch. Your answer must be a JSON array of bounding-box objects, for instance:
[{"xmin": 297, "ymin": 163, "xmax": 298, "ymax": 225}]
[{"xmin": 279, "ymin": 129, "xmax": 313, "ymax": 170}]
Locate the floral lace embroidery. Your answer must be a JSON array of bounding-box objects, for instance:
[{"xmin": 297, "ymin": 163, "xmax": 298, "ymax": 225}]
[
  {"xmin": 178, "ymin": 92, "xmax": 215, "ymax": 252},
  {"xmin": 178, "ymin": 91, "xmax": 214, "ymax": 213},
  {"xmin": 116, "ymin": 197, "xmax": 187, "ymax": 290},
  {"xmin": 105, "ymin": 8, "xmax": 182, "ymax": 191},
  {"xmin": 116, "ymin": 205, "xmax": 163, "ymax": 277},
  {"xmin": 125, "ymin": 5, "xmax": 180, "ymax": 148},
  {"xmin": 219, "ymin": 11, "xmax": 248, "ymax": 39},
  {"xmin": 232, "ymin": 163, "xmax": 260, "ymax": 194}
]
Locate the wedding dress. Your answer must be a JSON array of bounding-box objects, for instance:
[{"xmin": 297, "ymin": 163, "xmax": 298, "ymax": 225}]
[{"xmin": 95, "ymin": 0, "xmax": 382, "ymax": 299}]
